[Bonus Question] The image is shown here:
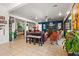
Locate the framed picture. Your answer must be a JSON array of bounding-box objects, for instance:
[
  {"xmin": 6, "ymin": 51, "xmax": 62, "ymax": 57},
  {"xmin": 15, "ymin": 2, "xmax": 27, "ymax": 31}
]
[{"xmin": 0, "ymin": 16, "xmax": 6, "ymax": 35}]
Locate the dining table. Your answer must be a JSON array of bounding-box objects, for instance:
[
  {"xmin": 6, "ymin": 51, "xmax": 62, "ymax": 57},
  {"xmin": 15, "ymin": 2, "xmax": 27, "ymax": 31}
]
[{"xmin": 26, "ymin": 32, "xmax": 44, "ymax": 46}]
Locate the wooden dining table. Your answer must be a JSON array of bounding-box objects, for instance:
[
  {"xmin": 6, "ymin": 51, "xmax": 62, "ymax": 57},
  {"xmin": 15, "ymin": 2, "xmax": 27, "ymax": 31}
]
[{"xmin": 26, "ymin": 32, "xmax": 44, "ymax": 46}]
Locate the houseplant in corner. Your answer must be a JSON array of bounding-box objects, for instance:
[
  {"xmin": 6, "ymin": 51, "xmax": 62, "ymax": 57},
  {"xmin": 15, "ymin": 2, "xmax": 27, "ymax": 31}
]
[{"xmin": 64, "ymin": 31, "xmax": 79, "ymax": 56}]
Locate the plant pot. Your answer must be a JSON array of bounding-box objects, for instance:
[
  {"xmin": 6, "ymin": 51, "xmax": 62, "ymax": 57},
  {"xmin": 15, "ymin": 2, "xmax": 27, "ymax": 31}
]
[
  {"xmin": 68, "ymin": 52, "xmax": 79, "ymax": 56},
  {"xmin": 74, "ymin": 52, "xmax": 79, "ymax": 56},
  {"xmin": 68, "ymin": 53, "xmax": 74, "ymax": 56}
]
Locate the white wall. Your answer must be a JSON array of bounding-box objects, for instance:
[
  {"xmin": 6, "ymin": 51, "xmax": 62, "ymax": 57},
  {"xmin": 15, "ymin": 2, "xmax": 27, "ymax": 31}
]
[{"xmin": 0, "ymin": 5, "xmax": 9, "ymax": 44}]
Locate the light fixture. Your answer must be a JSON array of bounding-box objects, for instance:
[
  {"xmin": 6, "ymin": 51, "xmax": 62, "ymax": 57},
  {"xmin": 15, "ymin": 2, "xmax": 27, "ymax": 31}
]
[
  {"xmin": 58, "ymin": 13, "xmax": 62, "ymax": 16},
  {"xmin": 45, "ymin": 16, "xmax": 48, "ymax": 21},
  {"xmin": 35, "ymin": 16, "xmax": 38, "ymax": 20}
]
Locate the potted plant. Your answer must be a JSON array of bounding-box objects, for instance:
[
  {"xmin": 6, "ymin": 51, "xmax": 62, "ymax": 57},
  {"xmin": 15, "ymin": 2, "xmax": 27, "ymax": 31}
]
[{"xmin": 64, "ymin": 31, "xmax": 79, "ymax": 56}]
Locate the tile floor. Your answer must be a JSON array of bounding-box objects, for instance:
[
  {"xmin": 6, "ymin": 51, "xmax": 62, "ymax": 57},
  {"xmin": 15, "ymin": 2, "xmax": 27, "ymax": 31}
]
[{"xmin": 0, "ymin": 35, "xmax": 67, "ymax": 56}]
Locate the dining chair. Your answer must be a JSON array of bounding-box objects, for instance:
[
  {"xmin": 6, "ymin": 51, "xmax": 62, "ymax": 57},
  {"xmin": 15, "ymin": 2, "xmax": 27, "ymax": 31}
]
[{"xmin": 50, "ymin": 31, "xmax": 59, "ymax": 44}]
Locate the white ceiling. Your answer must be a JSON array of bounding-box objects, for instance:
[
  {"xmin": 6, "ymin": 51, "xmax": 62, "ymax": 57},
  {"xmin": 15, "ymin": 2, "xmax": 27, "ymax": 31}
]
[
  {"xmin": 0, "ymin": 3, "xmax": 73, "ymax": 22},
  {"xmin": 0, "ymin": 3, "xmax": 22, "ymax": 11}
]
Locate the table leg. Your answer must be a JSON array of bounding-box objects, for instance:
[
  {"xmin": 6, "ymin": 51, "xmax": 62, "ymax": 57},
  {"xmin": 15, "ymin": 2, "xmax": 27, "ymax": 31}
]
[
  {"xmin": 29, "ymin": 38, "xmax": 32, "ymax": 44},
  {"xmin": 39, "ymin": 38, "xmax": 43, "ymax": 46},
  {"xmin": 39, "ymin": 39, "xmax": 40, "ymax": 46},
  {"xmin": 33, "ymin": 38, "xmax": 36, "ymax": 45}
]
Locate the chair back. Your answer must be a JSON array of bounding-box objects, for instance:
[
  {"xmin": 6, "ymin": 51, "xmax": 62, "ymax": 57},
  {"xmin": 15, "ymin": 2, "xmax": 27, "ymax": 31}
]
[{"xmin": 50, "ymin": 32, "xmax": 59, "ymax": 41}]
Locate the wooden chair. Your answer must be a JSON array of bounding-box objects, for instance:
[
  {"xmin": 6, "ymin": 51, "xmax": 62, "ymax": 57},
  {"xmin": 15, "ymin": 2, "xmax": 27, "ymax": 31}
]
[{"xmin": 50, "ymin": 32, "xmax": 59, "ymax": 44}]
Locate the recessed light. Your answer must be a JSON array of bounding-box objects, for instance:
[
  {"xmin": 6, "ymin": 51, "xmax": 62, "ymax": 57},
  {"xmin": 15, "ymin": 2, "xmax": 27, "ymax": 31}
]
[{"xmin": 58, "ymin": 13, "xmax": 62, "ymax": 16}]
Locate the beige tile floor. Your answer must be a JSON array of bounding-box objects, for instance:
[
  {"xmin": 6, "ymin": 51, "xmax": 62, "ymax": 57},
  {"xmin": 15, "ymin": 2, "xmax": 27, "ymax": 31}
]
[{"xmin": 0, "ymin": 35, "xmax": 67, "ymax": 56}]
